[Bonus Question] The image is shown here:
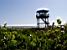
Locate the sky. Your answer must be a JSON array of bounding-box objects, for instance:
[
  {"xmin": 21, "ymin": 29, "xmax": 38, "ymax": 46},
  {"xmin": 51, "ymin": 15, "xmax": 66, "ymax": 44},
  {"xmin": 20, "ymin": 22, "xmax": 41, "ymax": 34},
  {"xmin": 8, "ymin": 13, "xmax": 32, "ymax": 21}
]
[{"xmin": 0, "ymin": 0, "xmax": 67, "ymax": 26}]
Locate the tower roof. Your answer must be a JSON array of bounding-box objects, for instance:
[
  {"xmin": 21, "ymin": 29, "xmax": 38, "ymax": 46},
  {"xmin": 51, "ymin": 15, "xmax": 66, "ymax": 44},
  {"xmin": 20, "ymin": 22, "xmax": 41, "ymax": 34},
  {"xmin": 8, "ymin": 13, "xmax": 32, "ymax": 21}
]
[{"xmin": 36, "ymin": 8, "xmax": 49, "ymax": 13}]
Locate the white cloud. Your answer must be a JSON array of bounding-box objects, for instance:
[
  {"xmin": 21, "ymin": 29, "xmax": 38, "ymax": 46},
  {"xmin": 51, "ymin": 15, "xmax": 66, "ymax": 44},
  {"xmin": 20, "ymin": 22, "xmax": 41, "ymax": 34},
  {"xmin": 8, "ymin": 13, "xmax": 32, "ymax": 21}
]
[
  {"xmin": 7, "ymin": 24, "xmax": 37, "ymax": 26},
  {"xmin": 56, "ymin": 16, "xmax": 66, "ymax": 25},
  {"xmin": 49, "ymin": 16, "xmax": 66, "ymax": 26}
]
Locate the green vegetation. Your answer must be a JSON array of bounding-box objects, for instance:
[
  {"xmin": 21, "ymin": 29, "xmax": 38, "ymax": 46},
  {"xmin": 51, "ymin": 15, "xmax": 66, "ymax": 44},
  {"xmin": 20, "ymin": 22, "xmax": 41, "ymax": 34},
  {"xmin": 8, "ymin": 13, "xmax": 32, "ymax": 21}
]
[
  {"xmin": 0, "ymin": 20, "xmax": 67, "ymax": 50},
  {"xmin": 57, "ymin": 19, "xmax": 61, "ymax": 25}
]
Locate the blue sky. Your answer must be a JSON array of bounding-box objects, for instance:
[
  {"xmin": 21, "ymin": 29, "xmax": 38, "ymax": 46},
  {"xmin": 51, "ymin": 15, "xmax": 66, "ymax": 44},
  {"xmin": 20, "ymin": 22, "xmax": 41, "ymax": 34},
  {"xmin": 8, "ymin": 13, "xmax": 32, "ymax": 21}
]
[{"xmin": 0, "ymin": 0, "xmax": 67, "ymax": 26}]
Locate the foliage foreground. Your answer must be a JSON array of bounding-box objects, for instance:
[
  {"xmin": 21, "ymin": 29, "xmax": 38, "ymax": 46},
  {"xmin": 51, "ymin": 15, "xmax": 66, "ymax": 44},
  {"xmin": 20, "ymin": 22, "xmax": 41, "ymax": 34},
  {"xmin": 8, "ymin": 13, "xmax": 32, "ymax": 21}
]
[{"xmin": 0, "ymin": 25, "xmax": 67, "ymax": 50}]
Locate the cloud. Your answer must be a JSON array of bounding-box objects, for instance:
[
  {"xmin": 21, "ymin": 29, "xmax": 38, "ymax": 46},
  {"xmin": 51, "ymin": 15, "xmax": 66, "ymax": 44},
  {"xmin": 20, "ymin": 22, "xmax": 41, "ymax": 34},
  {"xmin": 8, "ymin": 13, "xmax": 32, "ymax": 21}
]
[
  {"xmin": 7, "ymin": 24, "xmax": 37, "ymax": 26},
  {"xmin": 56, "ymin": 16, "xmax": 66, "ymax": 25},
  {"xmin": 50, "ymin": 16, "xmax": 66, "ymax": 26}
]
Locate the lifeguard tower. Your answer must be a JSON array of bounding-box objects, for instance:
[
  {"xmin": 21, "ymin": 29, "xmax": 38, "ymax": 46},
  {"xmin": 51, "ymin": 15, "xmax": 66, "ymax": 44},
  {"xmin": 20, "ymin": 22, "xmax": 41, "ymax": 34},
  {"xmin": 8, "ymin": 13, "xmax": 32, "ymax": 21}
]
[{"xmin": 36, "ymin": 8, "xmax": 49, "ymax": 28}]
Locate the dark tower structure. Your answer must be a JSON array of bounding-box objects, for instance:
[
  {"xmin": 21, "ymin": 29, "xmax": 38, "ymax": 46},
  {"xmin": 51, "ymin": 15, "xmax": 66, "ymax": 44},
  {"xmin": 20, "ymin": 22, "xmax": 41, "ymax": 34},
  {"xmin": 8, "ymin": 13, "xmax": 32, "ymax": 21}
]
[{"xmin": 36, "ymin": 8, "xmax": 49, "ymax": 28}]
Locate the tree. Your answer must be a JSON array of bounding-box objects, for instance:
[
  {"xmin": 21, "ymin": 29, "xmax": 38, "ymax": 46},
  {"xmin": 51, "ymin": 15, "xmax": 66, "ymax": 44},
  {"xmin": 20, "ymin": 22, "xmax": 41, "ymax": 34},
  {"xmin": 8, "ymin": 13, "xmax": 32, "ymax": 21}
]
[{"xmin": 57, "ymin": 19, "xmax": 61, "ymax": 25}]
